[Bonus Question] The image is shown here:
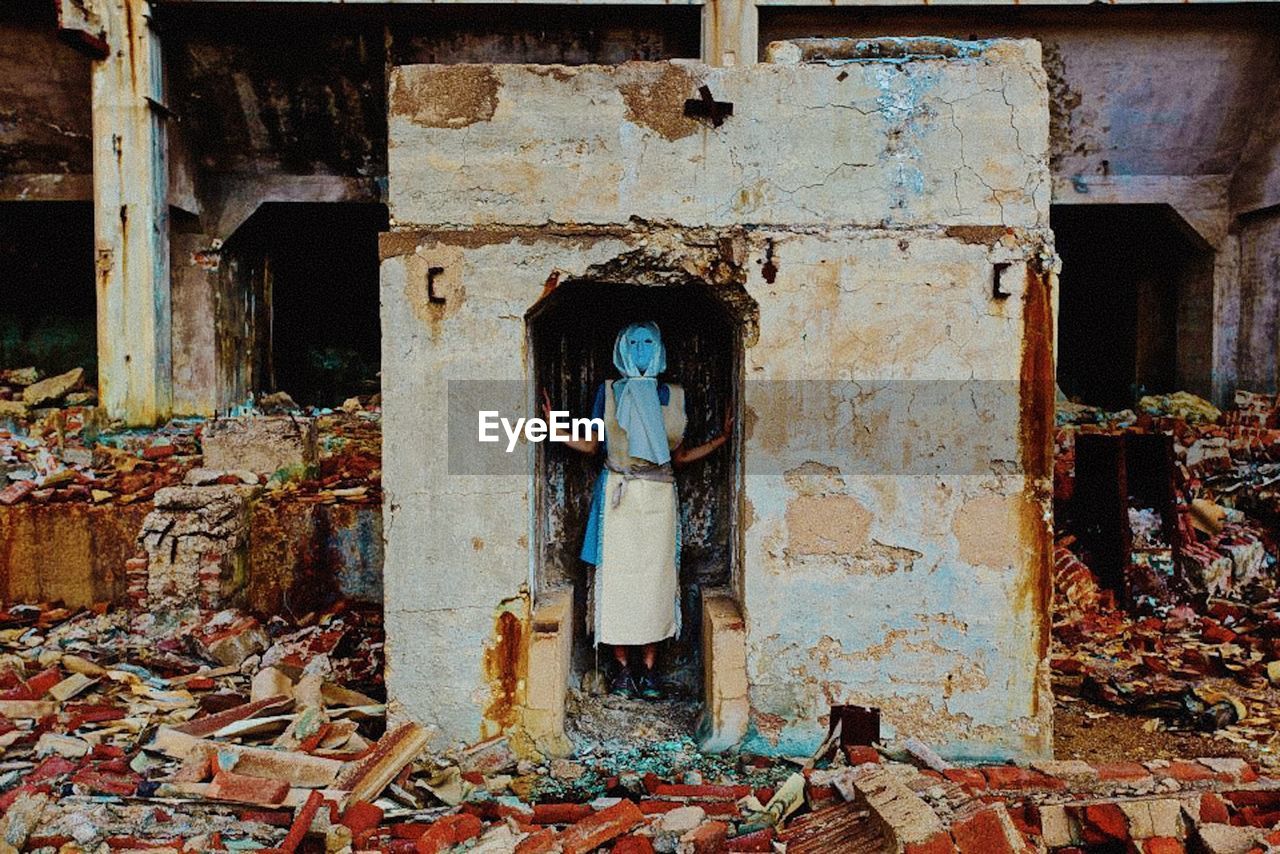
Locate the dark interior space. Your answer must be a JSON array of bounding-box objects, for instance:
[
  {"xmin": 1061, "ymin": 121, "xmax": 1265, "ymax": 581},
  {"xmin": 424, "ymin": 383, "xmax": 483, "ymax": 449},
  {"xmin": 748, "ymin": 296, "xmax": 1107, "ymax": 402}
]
[
  {"xmin": 157, "ymin": 3, "xmax": 699, "ymax": 184},
  {"xmin": 224, "ymin": 203, "xmax": 387, "ymax": 408},
  {"xmin": 388, "ymin": 5, "xmax": 701, "ymax": 65},
  {"xmin": 0, "ymin": 202, "xmax": 96, "ymax": 381},
  {"xmin": 1053, "ymin": 204, "xmax": 1211, "ymax": 410},
  {"xmin": 529, "ymin": 281, "xmax": 740, "ymax": 697}
]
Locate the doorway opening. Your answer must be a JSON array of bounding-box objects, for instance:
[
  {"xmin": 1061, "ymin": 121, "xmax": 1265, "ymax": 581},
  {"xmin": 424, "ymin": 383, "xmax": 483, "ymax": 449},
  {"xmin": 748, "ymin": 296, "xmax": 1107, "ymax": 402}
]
[
  {"xmin": 0, "ymin": 202, "xmax": 96, "ymax": 391},
  {"xmin": 222, "ymin": 202, "xmax": 388, "ymax": 409},
  {"xmin": 1053, "ymin": 203, "xmax": 1215, "ymax": 409},
  {"xmin": 528, "ymin": 280, "xmax": 746, "ymax": 725}
]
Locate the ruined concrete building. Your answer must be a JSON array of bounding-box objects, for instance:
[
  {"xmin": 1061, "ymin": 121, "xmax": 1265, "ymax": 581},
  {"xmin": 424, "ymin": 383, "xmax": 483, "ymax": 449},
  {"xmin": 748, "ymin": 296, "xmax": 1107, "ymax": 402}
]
[{"xmin": 2, "ymin": 0, "xmax": 1279, "ymax": 762}]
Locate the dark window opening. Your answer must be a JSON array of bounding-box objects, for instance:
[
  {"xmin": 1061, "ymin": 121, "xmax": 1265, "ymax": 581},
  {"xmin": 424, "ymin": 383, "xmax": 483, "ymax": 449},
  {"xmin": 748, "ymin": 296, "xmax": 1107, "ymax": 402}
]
[
  {"xmin": 529, "ymin": 281, "xmax": 742, "ymax": 701},
  {"xmin": 0, "ymin": 202, "xmax": 96, "ymax": 386},
  {"xmin": 1053, "ymin": 204, "xmax": 1214, "ymax": 410},
  {"xmin": 223, "ymin": 202, "xmax": 387, "ymax": 409}
]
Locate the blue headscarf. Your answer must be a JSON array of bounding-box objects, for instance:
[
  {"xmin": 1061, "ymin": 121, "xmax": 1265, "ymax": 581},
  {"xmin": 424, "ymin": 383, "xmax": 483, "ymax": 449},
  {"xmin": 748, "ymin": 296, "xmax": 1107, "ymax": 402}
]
[{"xmin": 612, "ymin": 322, "xmax": 670, "ymax": 465}]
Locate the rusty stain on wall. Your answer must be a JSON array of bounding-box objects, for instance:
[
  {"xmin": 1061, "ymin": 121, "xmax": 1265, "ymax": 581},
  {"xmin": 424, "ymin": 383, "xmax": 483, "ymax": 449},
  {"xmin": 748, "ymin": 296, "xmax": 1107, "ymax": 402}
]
[
  {"xmin": 1019, "ymin": 262, "xmax": 1056, "ymax": 671},
  {"xmin": 390, "ymin": 65, "xmax": 500, "ymax": 129},
  {"xmin": 617, "ymin": 63, "xmax": 702, "ymax": 141},
  {"xmin": 481, "ymin": 594, "xmax": 531, "ymax": 739}
]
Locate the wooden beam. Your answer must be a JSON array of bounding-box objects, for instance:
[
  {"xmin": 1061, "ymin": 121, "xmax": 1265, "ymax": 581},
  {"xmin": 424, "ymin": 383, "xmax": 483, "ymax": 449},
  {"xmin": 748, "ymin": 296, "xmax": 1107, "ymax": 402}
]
[{"xmin": 92, "ymin": 0, "xmax": 173, "ymax": 425}]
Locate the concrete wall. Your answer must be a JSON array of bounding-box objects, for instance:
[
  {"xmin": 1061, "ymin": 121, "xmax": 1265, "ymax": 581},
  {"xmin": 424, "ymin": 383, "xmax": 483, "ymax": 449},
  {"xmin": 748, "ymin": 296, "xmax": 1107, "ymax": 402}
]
[{"xmin": 382, "ymin": 42, "xmax": 1054, "ymax": 760}]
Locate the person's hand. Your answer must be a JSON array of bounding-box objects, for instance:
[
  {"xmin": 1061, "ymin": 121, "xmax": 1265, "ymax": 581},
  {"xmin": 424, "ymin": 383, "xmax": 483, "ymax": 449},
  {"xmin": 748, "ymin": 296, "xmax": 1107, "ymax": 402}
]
[{"xmin": 541, "ymin": 388, "xmax": 553, "ymax": 420}]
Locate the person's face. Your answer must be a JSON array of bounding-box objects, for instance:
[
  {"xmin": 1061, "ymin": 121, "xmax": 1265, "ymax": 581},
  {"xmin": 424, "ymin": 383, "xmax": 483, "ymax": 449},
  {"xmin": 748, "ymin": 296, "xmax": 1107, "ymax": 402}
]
[{"xmin": 626, "ymin": 329, "xmax": 657, "ymax": 374}]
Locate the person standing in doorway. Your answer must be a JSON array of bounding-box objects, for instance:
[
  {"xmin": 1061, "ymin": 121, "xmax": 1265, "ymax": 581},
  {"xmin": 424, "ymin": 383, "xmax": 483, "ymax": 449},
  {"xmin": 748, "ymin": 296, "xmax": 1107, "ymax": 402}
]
[{"xmin": 544, "ymin": 321, "xmax": 730, "ymax": 700}]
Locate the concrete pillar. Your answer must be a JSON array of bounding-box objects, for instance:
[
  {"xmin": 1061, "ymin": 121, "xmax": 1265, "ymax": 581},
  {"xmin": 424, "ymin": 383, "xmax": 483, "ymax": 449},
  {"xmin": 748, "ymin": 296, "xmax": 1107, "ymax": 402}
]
[
  {"xmin": 701, "ymin": 0, "xmax": 758, "ymax": 68},
  {"xmin": 91, "ymin": 0, "xmax": 172, "ymax": 425}
]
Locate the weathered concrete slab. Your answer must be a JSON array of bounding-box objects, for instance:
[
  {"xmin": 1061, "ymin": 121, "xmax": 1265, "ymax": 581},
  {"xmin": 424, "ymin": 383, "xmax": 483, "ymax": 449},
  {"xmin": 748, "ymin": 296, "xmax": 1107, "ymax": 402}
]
[
  {"xmin": 382, "ymin": 42, "xmax": 1054, "ymax": 762},
  {"xmin": 202, "ymin": 416, "xmax": 317, "ymax": 475},
  {"xmin": 388, "ymin": 42, "xmax": 1049, "ymax": 230}
]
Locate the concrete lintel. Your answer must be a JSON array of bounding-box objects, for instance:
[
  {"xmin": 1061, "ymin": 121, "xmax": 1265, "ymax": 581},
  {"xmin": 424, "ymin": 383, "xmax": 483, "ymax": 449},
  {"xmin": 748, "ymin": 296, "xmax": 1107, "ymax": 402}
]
[
  {"xmin": 207, "ymin": 174, "xmax": 384, "ymax": 240},
  {"xmin": 0, "ymin": 174, "xmax": 93, "ymax": 203},
  {"xmin": 1052, "ymin": 174, "xmax": 1231, "ymax": 250},
  {"xmin": 92, "ymin": 0, "xmax": 173, "ymax": 425},
  {"xmin": 702, "ymin": 0, "xmax": 758, "ymax": 67}
]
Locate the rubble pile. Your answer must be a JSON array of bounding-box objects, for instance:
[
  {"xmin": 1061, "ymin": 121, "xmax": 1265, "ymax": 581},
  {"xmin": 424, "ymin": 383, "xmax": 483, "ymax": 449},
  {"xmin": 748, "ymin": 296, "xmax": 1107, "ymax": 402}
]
[
  {"xmin": 0, "ymin": 400, "xmax": 381, "ymax": 509},
  {"xmin": 1052, "ymin": 389, "xmax": 1280, "ymax": 772},
  {"xmin": 0, "ymin": 598, "xmax": 1276, "ymax": 854},
  {"xmin": 0, "ymin": 367, "xmax": 96, "ymax": 415}
]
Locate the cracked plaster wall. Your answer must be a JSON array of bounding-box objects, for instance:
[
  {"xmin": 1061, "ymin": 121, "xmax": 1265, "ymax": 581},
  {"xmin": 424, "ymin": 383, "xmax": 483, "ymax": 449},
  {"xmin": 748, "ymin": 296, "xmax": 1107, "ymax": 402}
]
[{"xmin": 381, "ymin": 42, "xmax": 1053, "ymax": 760}]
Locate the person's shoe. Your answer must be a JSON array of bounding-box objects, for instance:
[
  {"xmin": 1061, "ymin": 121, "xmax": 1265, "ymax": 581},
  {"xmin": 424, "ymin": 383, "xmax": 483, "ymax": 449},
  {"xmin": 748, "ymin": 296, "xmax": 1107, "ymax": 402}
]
[
  {"xmin": 610, "ymin": 667, "xmax": 637, "ymax": 699},
  {"xmin": 638, "ymin": 669, "xmax": 663, "ymax": 700}
]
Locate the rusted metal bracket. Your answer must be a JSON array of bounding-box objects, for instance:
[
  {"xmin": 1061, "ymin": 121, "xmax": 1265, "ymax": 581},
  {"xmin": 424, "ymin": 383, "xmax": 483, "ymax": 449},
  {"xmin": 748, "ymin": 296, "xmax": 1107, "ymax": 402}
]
[
  {"xmin": 427, "ymin": 266, "xmax": 447, "ymax": 305},
  {"xmin": 684, "ymin": 85, "xmax": 734, "ymax": 128},
  {"xmin": 55, "ymin": 0, "xmax": 108, "ymax": 59}
]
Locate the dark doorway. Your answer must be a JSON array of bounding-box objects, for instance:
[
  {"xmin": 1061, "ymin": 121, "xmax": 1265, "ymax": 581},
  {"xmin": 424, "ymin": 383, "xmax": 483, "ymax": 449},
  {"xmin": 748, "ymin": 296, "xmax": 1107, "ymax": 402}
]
[
  {"xmin": 0, "ymin": 202, "xmax": 96, "ymax": 383},
  {"xmin": 224, "ymin": 203, "xmax": 387, "ymax": 408},
  {"xmin": 528, "ymin": 281, "xmax": 743, "ymax": 698},
  {"xmin": 1053, "ymin": 204, "xmax": 1214, "ymax": 409}
]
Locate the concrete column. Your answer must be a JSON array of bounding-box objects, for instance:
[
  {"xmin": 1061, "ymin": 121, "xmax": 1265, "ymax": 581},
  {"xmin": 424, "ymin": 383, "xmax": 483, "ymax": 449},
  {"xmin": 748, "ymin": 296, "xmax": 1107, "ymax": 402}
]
[
  {"xmin": 91, "ymin": 0, "xmax": 172, "ymax": 425},
  {"xmin": 701, "ymin": 0, "xmax": 758, "ymax": 68}
]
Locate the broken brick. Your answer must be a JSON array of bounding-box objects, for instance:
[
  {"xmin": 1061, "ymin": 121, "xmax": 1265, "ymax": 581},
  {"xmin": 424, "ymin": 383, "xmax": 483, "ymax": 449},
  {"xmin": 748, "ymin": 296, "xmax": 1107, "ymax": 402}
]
[
  {"xmin": 684, "ymin": 820, "xmax": 729, "ymax": 854},
  {"xmin": 904, "ymin": 831, "xmax": 959, "ymax": 854},
  {"xmin": 415, "ymin": 813, "xmax": 483, "ymax": 854},
  {"xmin": 612, "ymin": 836, "xmax": 657, "ymax": 854},
  {"xmin": 557, "ymin": 800, "xmax": 645, "ymax": 854},
  {"xmin": 727, "ymin": 828, "xmax": 776, "ymax": 852},
  {"xmin": 206, "ymin": 769, "xmax": 289, "ymax": 806}
]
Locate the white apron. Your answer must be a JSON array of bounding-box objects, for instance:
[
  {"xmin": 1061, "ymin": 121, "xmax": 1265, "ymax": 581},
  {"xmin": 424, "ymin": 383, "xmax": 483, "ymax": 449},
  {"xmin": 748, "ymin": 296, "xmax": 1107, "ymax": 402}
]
[{"xmin": 593, "ymin": 380, "xmax": 686, "ymax": 646}]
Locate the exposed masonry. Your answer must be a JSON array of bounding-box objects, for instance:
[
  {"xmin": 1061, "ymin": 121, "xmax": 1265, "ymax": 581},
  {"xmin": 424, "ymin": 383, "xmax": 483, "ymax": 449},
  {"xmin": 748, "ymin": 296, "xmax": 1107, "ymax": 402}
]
[{"xmin": 381, "ymin": 39, "xmax": 1055, "ymax": 761}]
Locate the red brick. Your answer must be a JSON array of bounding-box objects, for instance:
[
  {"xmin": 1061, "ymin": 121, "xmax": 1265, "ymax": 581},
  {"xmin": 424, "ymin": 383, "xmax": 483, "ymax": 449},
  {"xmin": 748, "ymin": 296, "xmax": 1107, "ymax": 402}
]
[
  {"xmin": 845, "ymin": 745, "xmax": 881, "ymax": 765},
  {"xmin": 1200, "ymin": 793, "xmax": 1230, "ymax": 824},
  {"xmin": 727, "ymin": 828, "xmax": 775, "ymax": 852},
  {"xmin": 651, "ymin": 783, "xmax": 752, "ymax": 800},
  {"xmin": 23, "ymin": 668, "xmax": 63, "ymax": 698},
  {"xmin": 702, "ymin": 801, "xmax": 741, "ymax": 818},
  {"xmin": 281, "ymin": 790, "xmax": 327, "ymax": 854},
  {"xmin": 905, "ymin": 830, "xmax": 959, "ymax": 854},
  {"xmin": 638, "ymin": 800, "xmax": 682, "ymax": 815},
  {"xmin": 1095, "ymin": 762, "xmax": 1152, "ymax": 782},
  {"xmin": 951, "ymin": 807, "xmax": 1019, "ymax": 854},
  {"xmin": 340, "ymin": 801, "xmax": 383, "ymax": 838},
  {"xmin": 806, "ymin": 783, "xmax": 838, "ymax": 808},
  {"xmin": 1224, "ymin": 790, "xmax": 1280, "ymax": 810},
  {"xmin": 514, "ymin": 828, "xmax": 561, "ymax": 854},
  {"xmin": 1142, "ymin": 838, "xmax": 1184, "ymax": 854},
  {"xmin": 981, "ymin": 767, "xmax": 1066, "ymax": 791},
  {"xmin": 1238, "ymin": 805, "xmax": 1280, "ymax": 828},
  {"xmin": 415, "ymin": 814, "xmax": 483, "ymax": 854},
  {"xmin": 1004, "ymin": 801, "xmax": 1041, "ymax": 838},
  {"xmin": 206, "ymin": 770, "xmax": 289, "ymax": 807},
  {"xmin": 1078, "ymin": 803, "xmax": 1129, "ymax": 844},
  {"xmin": 942, "ymin": 769, "xmax": 987, "ymax": 790},
  {"xmin": 558, "ymin": 800, "xmax": 645, "ymax": 854},
  {"xmin": 390, "ymin": 822, "xmax": 434, "ymax": 839},
  {"xmin": 685, "ymin": 820, "xmax": 729, "ymax": 854},
  {"xmin": 531, "ymin": 802, "xmax": 595, "ymax": 824},
  {"xmin": 1166, "ymin": 761, "xmax": 1215, "ymax": 782},
  {"xmin": 612, "ymin": 836, "xmax": 656, "ymax": 854}
]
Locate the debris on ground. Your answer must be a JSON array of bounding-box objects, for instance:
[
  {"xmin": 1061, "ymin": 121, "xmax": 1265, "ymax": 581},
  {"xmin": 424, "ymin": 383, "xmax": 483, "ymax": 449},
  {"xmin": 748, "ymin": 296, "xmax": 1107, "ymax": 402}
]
[
  {"xmin": 0, "ymin": 387, "xmax": 381, "ymax": 508},
  {"xmin": 1052, "ymin": 389, "xmax": 1280, "ymax": 771}
]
